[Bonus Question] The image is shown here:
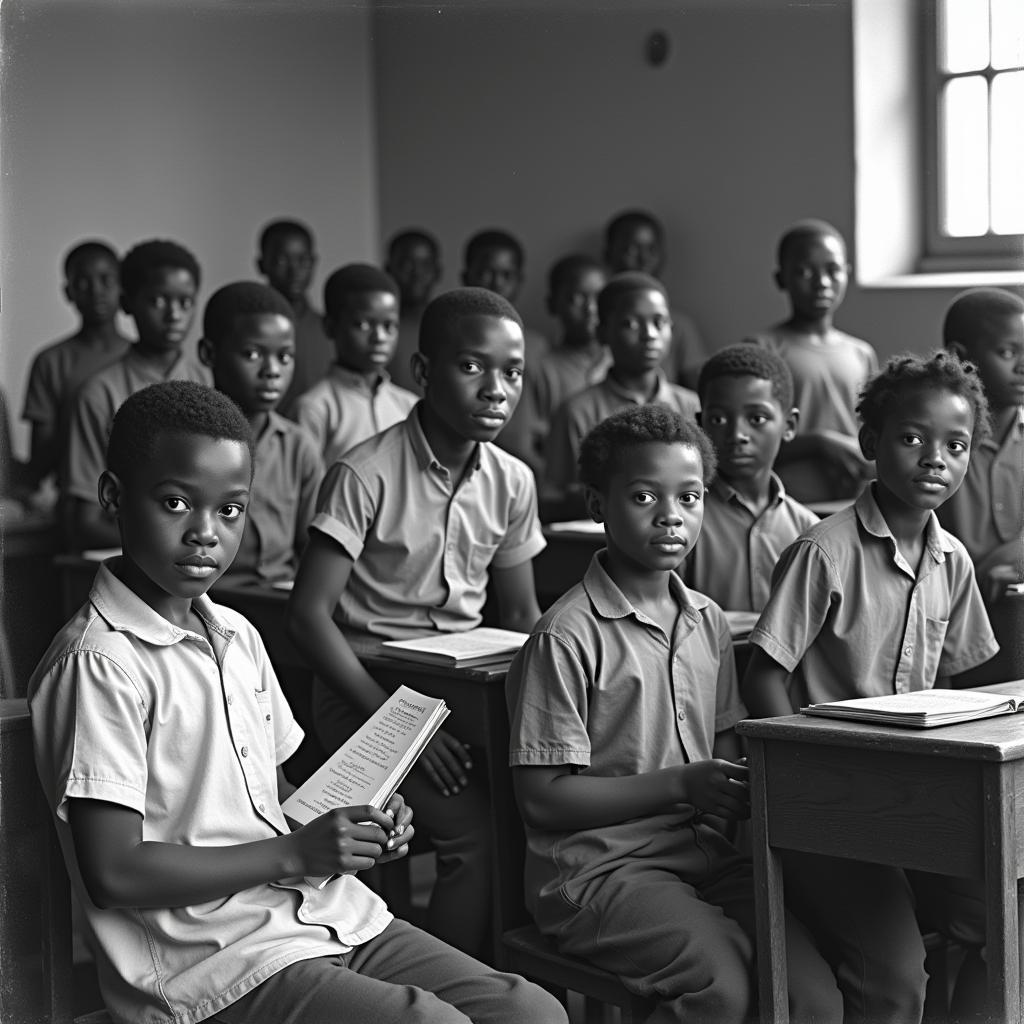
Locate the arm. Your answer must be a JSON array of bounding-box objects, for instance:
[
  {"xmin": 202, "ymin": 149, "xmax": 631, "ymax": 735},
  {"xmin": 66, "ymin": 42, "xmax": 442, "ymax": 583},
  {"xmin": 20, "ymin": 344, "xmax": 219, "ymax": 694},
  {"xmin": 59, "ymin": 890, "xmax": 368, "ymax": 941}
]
[
  {"xmin": 740, "ymin": 647, "xmax": 796, "ymax": 718},
  {"xmin": 294, "ymin": 442, "xmax": 325, "ymax": 567},
  {"xmin": 489, "ymin": 559, "xmax": 541, "ymax": 633}
]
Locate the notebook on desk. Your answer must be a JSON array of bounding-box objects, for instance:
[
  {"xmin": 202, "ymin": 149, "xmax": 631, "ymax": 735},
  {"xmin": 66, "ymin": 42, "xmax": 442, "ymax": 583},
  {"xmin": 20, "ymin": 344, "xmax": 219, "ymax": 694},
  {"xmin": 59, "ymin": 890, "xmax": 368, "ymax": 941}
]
[
  {"xmin": 801, "ymin": 686, "xmax": 1024, "ymax": 728},
  {"xmin": 381, "ymin": 627, "xmax": 530, "ymax": 668}
]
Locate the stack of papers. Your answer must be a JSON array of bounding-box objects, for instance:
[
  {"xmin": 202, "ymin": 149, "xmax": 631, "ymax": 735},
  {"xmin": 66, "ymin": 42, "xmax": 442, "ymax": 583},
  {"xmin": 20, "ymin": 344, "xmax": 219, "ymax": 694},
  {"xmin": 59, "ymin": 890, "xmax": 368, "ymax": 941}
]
[
  {"xmin": 381, "ymin": 627, "xmax": 530, "ymax": 668},
  {"xmin": 801, "ymin": 688, "xmax": 1024, "ymax": 728}
]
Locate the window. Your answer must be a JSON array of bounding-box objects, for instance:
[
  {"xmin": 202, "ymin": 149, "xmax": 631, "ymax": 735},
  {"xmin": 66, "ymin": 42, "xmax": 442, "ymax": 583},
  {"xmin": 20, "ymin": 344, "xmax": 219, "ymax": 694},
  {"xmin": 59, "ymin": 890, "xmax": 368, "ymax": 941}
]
[{"xmin": 923, "ymin": 0, "xmax": 1024, "ymax": 268}]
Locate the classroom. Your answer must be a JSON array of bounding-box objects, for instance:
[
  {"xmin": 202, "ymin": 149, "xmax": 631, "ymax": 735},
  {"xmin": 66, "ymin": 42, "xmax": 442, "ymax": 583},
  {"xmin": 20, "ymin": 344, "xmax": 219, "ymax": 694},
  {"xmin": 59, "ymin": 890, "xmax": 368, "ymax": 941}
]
[{"xmin": 2, "ymin": 1, "xmax": 1023, "ymax": 1023}]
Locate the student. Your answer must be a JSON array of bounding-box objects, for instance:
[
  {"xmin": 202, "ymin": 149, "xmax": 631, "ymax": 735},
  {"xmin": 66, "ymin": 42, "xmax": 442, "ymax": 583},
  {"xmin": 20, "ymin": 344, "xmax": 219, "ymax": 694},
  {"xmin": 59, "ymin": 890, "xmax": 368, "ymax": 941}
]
[
  {"xmin": 292, "ymin": 264, "xmax": 418, "ymax": 466},
  {"xmin": 746, "ymin": 218, "xmax": 879, "ymax": 503},
  {"xmin": 65, "ymin": 239, "xmax": 210, "ymax": 551},
  {"xmin": 29, "ymin": 380, "xmax": 564, "ymax": 1024},
  {"xmin": 22, "ymin": 240, "xmax": 132, "ymax": 493},
  {"xmin": 198, "ymin": 281, "xmax": 323, "ymax": 585},
  {"xmin": 507, "ymin": 405, "xmax": 840, "ymax": 1024},
  {"xmin": 742, "ymin": 351, "xmax": 998, "ymax": 1023},
  {"xmin": 256, "ymin": 218, "xmax": 333, "ymax": 415},
  {"xmin": 603, "ymin": 209, "xmax": 707, "ymax": 389},
  {"xmin": 385, "ymin": 228, "xmax": 442, "ymax": 394},
  {"xmin": 287, "ymin": 287, "xmax": 546, "ymax": 958},
  {"xmin": 685, "ymin": 344, "xmax": 818, "ymax": 611},
  {"xmin": 543, "ymin": 272, "xmax": 700, "ymax": 521}
]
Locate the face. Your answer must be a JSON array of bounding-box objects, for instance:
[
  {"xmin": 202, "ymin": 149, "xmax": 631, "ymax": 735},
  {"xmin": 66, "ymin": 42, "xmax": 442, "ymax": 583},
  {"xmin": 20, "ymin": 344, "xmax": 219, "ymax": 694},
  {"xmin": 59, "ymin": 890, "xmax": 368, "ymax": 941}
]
[
  {"xmin": 414, "ymin": 314, "xmax": 525, "ymax": 443},
  {"xmin": 699, "ymin": 375, "xmax": 796, "ymax": 483},
  {"xmin": 775, "ymin": 232, "xmax": 849, "ymax": 321},
  {"xmin": 65, "ymin": 253, "xmax": 121, "ymax": 326},
  {"xmin": 463, "ymin": 246, "xmax": 522, "ymax": 302},
  {"xmin": 259, "ymin": 233, "xmax": 315, "ymax": 302},
  {"xmin": 548, "ymin": 267, "xmax": 607, "ymax": 346},
  {"xmin": 861, "ymin": 387, "xmax": 974, "ymax": 515},
  {"xmin": 605, "ymin": 222, "xmax": 662, "ymax": 276},
  {"xmin": 123, "ymin": 266, "xmax": 198, "ymax": 352},
  {"xmin": 387, "ymin": 239, "xmax": 440, "ymax": 308},
  {"xmin": 202, "ymin": 313, "xmax": 295, "ymax": 416},
  {"xmin": 600, "ymin": 288, "xmax": 672, "ymax": 375},
  {"xmin": 102, "ymin": 433, "xmax": 251, "ymax": 623},
  {"xmin": 961, "ymin": 312, "xmax": 1024, "ymax": 410},
  {"xmin": 326, "ymin": 291, "xmax": 400, "ymax": 374},
  {"xmin": 588, "ymin": 441, "xmax": 705, "ymax": 576}
]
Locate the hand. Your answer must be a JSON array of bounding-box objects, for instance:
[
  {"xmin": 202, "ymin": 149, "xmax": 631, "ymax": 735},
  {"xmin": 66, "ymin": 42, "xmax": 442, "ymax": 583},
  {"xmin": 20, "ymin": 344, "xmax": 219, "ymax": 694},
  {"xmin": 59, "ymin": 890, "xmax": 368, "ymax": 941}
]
[
  {"xmin": 377, "ymin": 793, "xmax": 416, "ymax": 864},
  {"xmin": 288, "ymin": 805, "xmax": 393, "ymax": 877},
  {"xmin": 679, "ymin": 758, "xmax": 750, "ymax": 821},
  {"xmin": 417, "ymin": 729, "xmax": 473, "ymax": 796},
  {"xmin": 984, "ymin": 563, "xmax": 1024, "ymax": 606}
]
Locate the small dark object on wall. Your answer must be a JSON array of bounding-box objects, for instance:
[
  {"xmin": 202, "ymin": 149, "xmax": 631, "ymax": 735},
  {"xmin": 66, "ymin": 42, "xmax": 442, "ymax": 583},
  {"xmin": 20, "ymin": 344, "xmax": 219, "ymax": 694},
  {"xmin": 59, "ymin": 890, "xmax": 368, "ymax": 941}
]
[{"xmin": 645, "ymin": 30, "xmax": 670, "ymax": 68}]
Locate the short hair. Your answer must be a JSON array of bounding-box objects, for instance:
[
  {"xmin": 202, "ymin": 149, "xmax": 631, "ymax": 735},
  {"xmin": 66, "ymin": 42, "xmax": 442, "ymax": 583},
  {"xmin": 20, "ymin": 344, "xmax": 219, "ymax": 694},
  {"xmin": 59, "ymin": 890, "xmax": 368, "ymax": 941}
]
[
  {"xmin": 943, "ymin": 288, "xmax": 1024, "ymax": 349},
  {"xmin": 856, "ymin": 350, "xmax": 991, "ymax": 449},
  {"xmin": 107, "ymin": 380, "xmax": 254, "ymax": 484},
  {"xmin": 697, "ymin": 344, "xmax": 795, "ymax": 410},
  {"xmin": 603, "ymin": 209, "xmax": 664, "ymax": 247},
  {"xmin": 578, "ymin": 404, "xmax": 716, "ymax": 492},
  {"xmin": 63, "ymin": 240, "xmax": 118, "ymax": 277},
  {"xmin": 258, "ymin": 218, "xmax": 314, "ymax": 255},
  {"xmin": 418, "ymin": 287, "xmax": 523, "ymax": 359},
  {"xmin": 323, "ymin": 263, "xmax": 399, "ymax": 319},
  {"xmin": 776, "ymin": 218, "xmax": 846, "ymax": 268},
  {"xmin": 387, "ymin": 229, "xmax": 440, "ymax": 262},
  {"xmin": 120, "ymin": 240, "xmax": 201, "ymax": 298},
  {"xmin": 202, "ymin": 281, "xmax": 294, "ymax": 343},
  {"xmin": 547, "ymin": 254, "xmax": 604, "ymax": 296},
  {"xmin": 597, "ymin": 272, "xmax": 668, "ymax": 323},
  {"xmin": 463, "ymin": 229, "xmax": 524, "ymax": 270}
]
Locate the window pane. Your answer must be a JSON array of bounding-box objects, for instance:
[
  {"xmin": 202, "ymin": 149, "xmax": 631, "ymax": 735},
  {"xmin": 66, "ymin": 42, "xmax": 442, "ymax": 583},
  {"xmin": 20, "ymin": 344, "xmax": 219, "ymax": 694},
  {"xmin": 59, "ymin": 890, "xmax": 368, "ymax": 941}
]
[
  {"xmin": 991, "ymin": 0, "xmax": 1024, "ymax": 70},
  {"xmin": 940, "ymin": 0, "xmax": 990, "ymax": 73},
  {"xmin": 991, "ymin": 71, "xmax": 1024, "ymax": 233},
  {"xmin": 941, "ymin": 76, "xmax": 990, "ymax": 236}
]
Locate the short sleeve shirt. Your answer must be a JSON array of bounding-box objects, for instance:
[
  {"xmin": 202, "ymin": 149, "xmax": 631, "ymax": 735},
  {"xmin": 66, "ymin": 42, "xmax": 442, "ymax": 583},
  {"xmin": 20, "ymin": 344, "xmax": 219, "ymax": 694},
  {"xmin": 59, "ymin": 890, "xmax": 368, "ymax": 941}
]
[
  {"xmin": 684, "ymin": 474, "xmax": 819, "ymax": 611},
  {"xmin": 292, "ymin": 365, "xmax": 419, "ymax": 467},
  {"xmin": 507, "ymin": 554, "xmax": 745, "ymax": 914},
  {"xmin": 311, "ymin": 405, "xmax": 546, "ymax": 638},
  {"xmin": 749, "ymin": 484, "xmax": 999, "ymax": 708},
  {"xmin": 28, "ymin": 562, "xmax": 390, "ymax": 1024},
  {"xmin": 65, "ymin": 347, "xmax": 212, "ymax": 502},
  {"xmin": 223, "ymin": 412, "xmax": 324, "ymax": 586}
]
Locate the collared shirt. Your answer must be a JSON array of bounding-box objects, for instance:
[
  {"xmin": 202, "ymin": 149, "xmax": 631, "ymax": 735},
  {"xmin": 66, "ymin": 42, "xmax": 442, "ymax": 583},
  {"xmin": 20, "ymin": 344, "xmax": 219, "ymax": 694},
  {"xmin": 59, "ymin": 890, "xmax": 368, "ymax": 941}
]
[
  {"xmin": 29, "ymin": 562, "xmax": 390, "ymax": 1024},
  {"xmin": 684, "ymin": 474, "xmax": 819, "ymax": 611},
  {"xmin": 507, "ymin": 553, "xmax": 745, "ymax": 920},
  {"xmin": 749, "ymin": 484, "xmax": 998, "ymax": 708},
  {"xmin": 279, "ymin": 304, "xmax": 334, "ymax": 418},
  {"xmin": 544, "ymin": 372, "xmax": 701, "ymax": 494},
  {"xmin": 937, "ymin": 405, "xmax": 1024, "ymax": 568},
  {"xmin": 65, "ymin": 347, "xmax": 212, "ymax": 502},
  {"xmin": 222, "ymin": 412, "xmax": 324, "ymax": 586},
  {"xmin": 292, "ymin": 364, "xmax": 418, "ymax": 467},
  {"xmin": 312, "ymin": 404, "xmax": 546, "ymax": 638}
]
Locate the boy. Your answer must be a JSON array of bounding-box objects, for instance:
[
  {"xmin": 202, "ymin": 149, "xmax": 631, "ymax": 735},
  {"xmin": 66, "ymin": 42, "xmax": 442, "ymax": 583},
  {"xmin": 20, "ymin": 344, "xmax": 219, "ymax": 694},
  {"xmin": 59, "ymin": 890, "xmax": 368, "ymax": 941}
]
[
  {"xmin": 292, "ymin": 264, "xmax": 418, "ymax": 466},
  {"xmin": 543, "ymin": 272, "xmax": 700, "ymax": 521},
  {"xmin": 507, "ymin": 405, "xmax": 840, "ymax": 1024},
  {"xmin": 287, "ymin": 287, "xmax": 546, "ymax": 959},
  {"xmin": 29, "ymin": 380, "xmax": 563, "ymax": 1024},
  {"xmin": 21, "ymin": 240, "xmax": 132, "ymax": 492},
  {"xmin": 198, "ymin": 281, "xmax": 323, "ymax": 585},
  {"xmin": 742, "ymin": 351, "xmax": 998, "ymax": 1023},
  {"xmin": 603, "ymin": 209, "xmax": 707, "ymax": 388},
  {"xmin": 385, "ymin": 228, "xmax": 442, "ymax": 394},
  {"xmin": 65, "ymin": 239, "xmax": 210, "ymax": 551},
  {"xmin": 685, "ymin": 344, "xmax": 818, "ymax": 611},
  {"xmin": 746, "ymin": 218, "xmax": 879, "ymax": 503},
  {"xmin": 496, "ymin": 254, "xmax": 609, "ymax": 476},
  {"xmin": 256, "ymin": 218, "xmax": 333, "ymax": 414}
]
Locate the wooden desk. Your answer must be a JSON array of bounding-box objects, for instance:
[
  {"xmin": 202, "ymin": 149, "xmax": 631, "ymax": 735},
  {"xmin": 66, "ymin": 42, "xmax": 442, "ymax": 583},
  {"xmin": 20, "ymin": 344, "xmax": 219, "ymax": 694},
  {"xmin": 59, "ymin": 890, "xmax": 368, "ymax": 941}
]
[{"xmin": 737, "ymin": 694, "xmax": 1024, "ymax": 1024}]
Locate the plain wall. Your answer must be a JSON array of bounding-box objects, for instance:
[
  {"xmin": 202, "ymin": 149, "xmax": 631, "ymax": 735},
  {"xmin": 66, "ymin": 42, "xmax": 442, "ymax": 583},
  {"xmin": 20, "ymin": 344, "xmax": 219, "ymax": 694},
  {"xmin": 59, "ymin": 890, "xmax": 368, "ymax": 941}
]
[{"xmin": 1, "ymin": 0, "xmax": 378, "ymax": 457}]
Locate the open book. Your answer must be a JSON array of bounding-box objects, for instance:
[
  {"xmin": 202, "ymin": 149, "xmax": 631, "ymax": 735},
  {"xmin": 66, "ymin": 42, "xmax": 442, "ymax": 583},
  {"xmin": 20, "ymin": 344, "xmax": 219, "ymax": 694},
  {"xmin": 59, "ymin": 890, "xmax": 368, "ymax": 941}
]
[
  {"xmin": 381, "ymin": 627, "xmax": 529, "ymax": 668},
  {"xmin": 281, "ymin": 685, "xmax": 449, "ymax": 886},
  {"xmin": 801, "ymin": 687, "xmax": 1024, "ymax": 728}
]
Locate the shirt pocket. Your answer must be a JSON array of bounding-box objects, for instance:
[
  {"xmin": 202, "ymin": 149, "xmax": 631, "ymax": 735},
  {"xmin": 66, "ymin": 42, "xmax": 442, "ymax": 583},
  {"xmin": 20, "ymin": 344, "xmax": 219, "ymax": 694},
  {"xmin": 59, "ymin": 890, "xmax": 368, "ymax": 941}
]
[
  {"xmin": 467, "ymin": 539, "xmax": 499, "ymax": 579},
  {"xmin": 922, "ymin": 616, "xmax": 950, "ymax": 685}
]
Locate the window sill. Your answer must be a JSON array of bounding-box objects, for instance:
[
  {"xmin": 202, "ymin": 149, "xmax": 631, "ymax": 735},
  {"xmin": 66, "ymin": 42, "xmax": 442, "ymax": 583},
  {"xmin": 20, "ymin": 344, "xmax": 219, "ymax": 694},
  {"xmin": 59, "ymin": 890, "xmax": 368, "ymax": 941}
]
[{"xmin": 860, "ymin": 269, "xmax": 1024, "ymax": 290}]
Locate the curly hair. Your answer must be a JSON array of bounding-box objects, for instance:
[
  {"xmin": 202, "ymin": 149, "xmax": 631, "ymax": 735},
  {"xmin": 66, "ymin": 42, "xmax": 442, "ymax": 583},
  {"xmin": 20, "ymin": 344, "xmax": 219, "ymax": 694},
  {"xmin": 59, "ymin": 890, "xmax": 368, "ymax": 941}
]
[
  {"xmin": 418, "ymin": 287, "xmax": 523, "ymax": 359},
  {"xmin": 856, "ymin": 350, "xmax": 991, "ymax": 448},
  {"xmin": 698, "ymin": 344, "xmax": 795, "ymax": 410},
  {"xmin": 597, "ymin": 272, "xmax": 668, "ymax": 323},
  {"xmin": 202, "ymin": 281, "xmax": 294, "ymax": 343},
  {"xmin": 120, "ymin": 239, "xmax": 201, "ymax": 299},
  {"xmin": 578, "ymin": 405, "xmax": 716, "ymax": 492},
  {"xmin": 323, "ymin": 263, "xmax": 399, "ymax": 319}
]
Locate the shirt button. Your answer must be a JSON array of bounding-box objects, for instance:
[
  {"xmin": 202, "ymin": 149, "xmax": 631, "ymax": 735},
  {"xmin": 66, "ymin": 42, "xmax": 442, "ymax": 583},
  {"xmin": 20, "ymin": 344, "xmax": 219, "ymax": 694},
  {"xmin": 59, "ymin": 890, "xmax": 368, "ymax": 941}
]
[
  {"xmin": 240, "ymin": 746, "xmax": 249, "ymax": 757},
  {"xmin": 904, "ymin": 646, "xmax": 913, "ymax": 657},
  {"xmin": 258, "ymin": 803, "xmax": 266, "ymax": 812},
  {"xmin": 226, "ymin": 695, "xmax": 233, "ymax": 705},
  {"xmin": 265, "ymin": 714, "xmax": 271, "ymax": 722},
  {"xmin": 677, "ymin": 711, "xmax": 686, "ymax": 721},
  {"xmin": 995, "ymin": 502, "xmax": 1004, "ymax": 511}
]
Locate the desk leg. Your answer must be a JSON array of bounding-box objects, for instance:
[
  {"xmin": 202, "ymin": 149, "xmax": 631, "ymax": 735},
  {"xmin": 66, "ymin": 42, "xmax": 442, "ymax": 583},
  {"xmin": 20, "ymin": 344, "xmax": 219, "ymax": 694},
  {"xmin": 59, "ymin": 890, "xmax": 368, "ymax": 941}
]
[{"xmin": 748, "ymin": 739, "xmax": 789, "ymax": 1024}]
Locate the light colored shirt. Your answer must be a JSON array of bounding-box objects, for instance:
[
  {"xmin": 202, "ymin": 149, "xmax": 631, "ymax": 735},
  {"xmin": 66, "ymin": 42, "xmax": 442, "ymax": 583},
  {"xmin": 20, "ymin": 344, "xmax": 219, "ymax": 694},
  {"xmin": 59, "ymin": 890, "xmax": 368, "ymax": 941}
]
[
  {"xmin": 292, "ymin": 364, "xmax": 418, "ymax": 467},
  {"xmin": 312, "ymin": 405, "xmax": 546, "ymax": 639},
  {"xmin": 29, "ymin": 562, "xmax": 390, "ymax": 1024},
  {"xmin": 749, "ymin": 484, "xmax": 998, "ymax": 708},
  {"xmin": 507, "ymin": 553, "xmax": 744, "ymax": 920},
  {"xmin": 684, "ymin": 474, "xmax": 818, "ymax": 611},
  {"xmin": 279, "ymin": 303, "xmax": 334, "ymax": 418},
  {"xmin": 64, "ymin": 347, "xmax": 212, "ymax": 502}
]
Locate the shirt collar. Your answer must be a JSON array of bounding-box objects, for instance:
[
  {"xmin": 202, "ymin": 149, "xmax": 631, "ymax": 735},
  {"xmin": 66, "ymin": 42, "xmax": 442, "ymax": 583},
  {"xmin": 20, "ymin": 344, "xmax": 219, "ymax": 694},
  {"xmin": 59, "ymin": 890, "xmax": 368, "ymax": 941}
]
[
  {"xmin": 710, "ymin": 471, "xmax": 786, "ymax": 511},
  {"xmin": 406, "ymin": 402, "xmax": 482, "ymax": 478},
  {"xmin": 582, "ymin": 551, "xmax": 710, "ymax": 625},
  {"xmin": 328, "ymin": 363, "xmax": 390, "ymax": 393},
  {"xmin": 854, "ymin": 483, "xmax": 955, "ymax": 566},
  {"xmin": 255, "ymin": 410, "xmax": 288, "ymax": 448},
  {"xmin": 601, "ymin": 370, "xmax": 671, "ymax": 404}
]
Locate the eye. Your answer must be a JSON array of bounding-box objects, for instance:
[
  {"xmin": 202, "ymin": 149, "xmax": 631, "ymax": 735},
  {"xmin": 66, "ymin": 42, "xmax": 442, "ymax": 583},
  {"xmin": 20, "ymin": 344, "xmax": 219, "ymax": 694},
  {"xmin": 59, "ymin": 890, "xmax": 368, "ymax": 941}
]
[
  {"xmin": 219, "ymin": 504, "xmax": 244, "ymax": 521},
  {"xmin": 632, "ymin": 491, "xmax": 656, "ymax": 505},
  {"xmin": 354, "ymin": 320, "xmax": 372, "ymax": 333},
  {"xmin": 749, "ymin": 413, "xmax": 769, "ymax": 426},
  {"xmin": 505, "ymin": 367, "xmax": 523, "ymax": 381},
  {"xmin": 996, "ymin": 347, "xmax": 1016, "ymax": 360},
  {"xmin": 902, "ymin": 433, "xmax": 923, "ymax": 446},
  {"xmin": 652, "ymin": 315, "xmax": 671, "ymax": 331},
  {"xmin": 620, "ymin": 317, "xmax": 641, "ymax": 333},
  {"xmin": 179, "ymin": 296, "xmax": 195, "ymax": 312},
  {"xmin": 947, "ymin": 440, "xmax": 968, "ymax": 453},
  {"xmin": 241, "ymin": 348, "xmax": 261, "ymax": 362},
  {"xmin": 680, "ymin": 491, "xmax": 703, "ymax": 505},
  {"xmin": 279, "ymin": 351, "xmax": 294, "ymax": 365},
  {"xmin": 460, "ymin": 360, "xmax": 482, "ymax": 374},
  {"xmin": 164, "ymin": 496, "xmax": 189, "ymax": 512},
  {"xmin": 705, "ymin": 413, "xmax": 727, "ymax": 427}
]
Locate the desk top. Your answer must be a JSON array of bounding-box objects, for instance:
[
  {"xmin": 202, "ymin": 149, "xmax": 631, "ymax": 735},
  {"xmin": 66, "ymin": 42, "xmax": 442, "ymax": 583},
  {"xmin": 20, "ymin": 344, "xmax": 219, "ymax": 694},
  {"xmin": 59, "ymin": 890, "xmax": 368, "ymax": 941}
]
[{"xmin": 1, "ymin": 698, "xmax": 29, "ymax": 730}]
